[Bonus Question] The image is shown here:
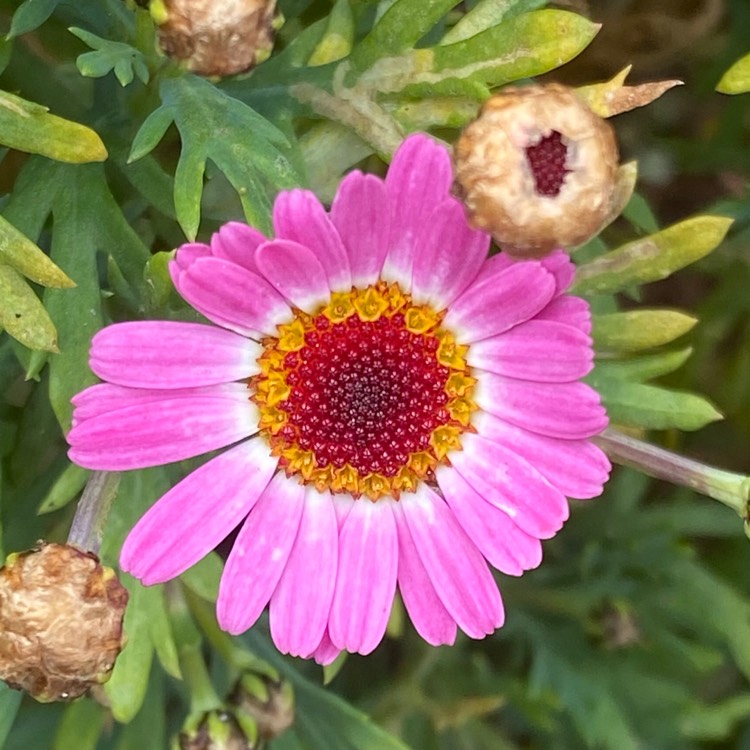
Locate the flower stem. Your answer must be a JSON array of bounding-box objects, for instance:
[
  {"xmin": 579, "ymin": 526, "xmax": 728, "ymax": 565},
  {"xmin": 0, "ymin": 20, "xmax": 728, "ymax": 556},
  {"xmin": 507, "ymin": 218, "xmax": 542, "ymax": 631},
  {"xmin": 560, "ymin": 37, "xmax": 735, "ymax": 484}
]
[
  {"xmin": 595, "ymin": 428, "xmax": 750, "ymax": 523},
  {"xmin": 67, "ymin": 471, "xmax": 120, "ymax": 554}
]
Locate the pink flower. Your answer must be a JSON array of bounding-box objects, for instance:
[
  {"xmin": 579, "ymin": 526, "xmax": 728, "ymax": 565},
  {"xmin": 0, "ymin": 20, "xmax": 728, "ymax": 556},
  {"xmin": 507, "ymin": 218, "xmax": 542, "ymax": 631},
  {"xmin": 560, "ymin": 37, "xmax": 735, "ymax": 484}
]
[{"xmin": 68, "ymin": 134, "xmax": 610, "ymax": 663}]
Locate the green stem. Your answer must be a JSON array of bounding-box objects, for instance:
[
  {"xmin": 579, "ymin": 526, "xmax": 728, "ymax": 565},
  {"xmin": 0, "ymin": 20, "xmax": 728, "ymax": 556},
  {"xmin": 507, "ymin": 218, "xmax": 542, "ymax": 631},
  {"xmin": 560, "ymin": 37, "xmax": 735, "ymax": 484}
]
[
  {"xmin": 595, "ymin": 428, "xmax": 750, "ymax": 522},
  {"xmin": 67, "ymin": 471, "xmax": 120, "ymax": 554}
]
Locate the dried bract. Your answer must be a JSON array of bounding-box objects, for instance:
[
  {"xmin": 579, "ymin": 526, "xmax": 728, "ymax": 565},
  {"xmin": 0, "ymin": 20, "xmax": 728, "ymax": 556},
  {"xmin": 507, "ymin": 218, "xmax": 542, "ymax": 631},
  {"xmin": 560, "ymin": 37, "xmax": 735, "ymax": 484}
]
[
  {"xmin": 453, "ymin": 83, "xmax": 619, "ymax": 257},
  {"xmin": 153, "ymin": 0, "xmax": 279, "ymax": 77},
  {"xmin": 0, "ymin": 542, "xmax": 128, "ymax": 702}
]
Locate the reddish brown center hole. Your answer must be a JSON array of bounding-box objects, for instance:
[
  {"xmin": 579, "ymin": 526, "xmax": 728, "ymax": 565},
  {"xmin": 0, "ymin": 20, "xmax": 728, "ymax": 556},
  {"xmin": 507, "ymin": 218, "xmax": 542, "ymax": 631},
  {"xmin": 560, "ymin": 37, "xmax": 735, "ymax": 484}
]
[
  {"xmin": 525, "ymin": 130, "xmax": 570, "ymax": 197},
  {"xmin": 276, "ymin": 314, "xmax": 451, "ymax": 477}
]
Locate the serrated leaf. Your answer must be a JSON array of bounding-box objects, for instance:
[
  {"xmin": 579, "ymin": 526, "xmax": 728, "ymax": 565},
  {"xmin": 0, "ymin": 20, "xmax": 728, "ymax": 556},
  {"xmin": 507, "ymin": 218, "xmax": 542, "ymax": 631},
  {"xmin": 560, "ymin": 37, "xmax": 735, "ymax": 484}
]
[
  {"xmin": 572, "ymin": 216, "xmax": 733, "ymax": 296},
  {"xmin": 589, "ymin": 378, "xmax": 722, "ymax": 431},
  {"xmin": 577, "ymin": 65, "xmax": 683, "ymax": 118},
  {"xmin": 441, "ymin": 0, "xmax": 546, "ymax": 45},
  {"xmin": 7, "ymin": 0, "xmax": 60, "ymax": 38},
  {"xmin": 0, "ymin": 263, "xmax": 59, "ymax": 351},
  {"xmin": 593, "ymin": 309, "xmax": 697, "ymax": 351},
  {"xmin": 717, "ymin": 51, "xmax": 750, "ymax": 94},
  {"xmin": 0, "ymin": 214, "xmax": 74, "ymax": 288},
  {"xmin": 37, "ymin": 461, "xmax": 90, "ymax": 514},
  {"xmin": 70, "ymin": 27, "xmax": 150, "ymax": 87},
  {"xmin": 359, "ymin": 10, "xmax": 599, "ymax": 99},
  {"xmin": 0, "ymin": 90, "xmax": 107, "ymax": 163},
  {"xmin": 594, "ymin": 347, "xmax": 693, "ymax": 382},
  {"xmin": 129, "ymin": 76, "xmax": 300, "ymax": 239}
]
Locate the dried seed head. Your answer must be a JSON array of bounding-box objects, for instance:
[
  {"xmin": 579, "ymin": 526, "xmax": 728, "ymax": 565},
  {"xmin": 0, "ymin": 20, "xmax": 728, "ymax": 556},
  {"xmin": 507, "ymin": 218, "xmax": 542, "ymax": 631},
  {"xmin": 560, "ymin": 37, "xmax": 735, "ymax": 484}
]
[
  {"xmin": 153, "ymin": 0, "xmax": 280, "ymax": 77},
  {"xmin": 0, "ymin": 542, "xmax": 128, "ymax": 702},
  {"xmin": 453, "ymin": 83, "xmax": 619, "ymax": 258}
]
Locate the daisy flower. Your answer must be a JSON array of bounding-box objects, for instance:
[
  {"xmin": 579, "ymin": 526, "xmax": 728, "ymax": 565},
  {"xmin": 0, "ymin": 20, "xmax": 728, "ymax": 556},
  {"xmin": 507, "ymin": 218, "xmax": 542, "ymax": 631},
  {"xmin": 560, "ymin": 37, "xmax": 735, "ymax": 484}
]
[{"xmin": 67, "ymin": 134, "xmax": 610, "ymax": 664}]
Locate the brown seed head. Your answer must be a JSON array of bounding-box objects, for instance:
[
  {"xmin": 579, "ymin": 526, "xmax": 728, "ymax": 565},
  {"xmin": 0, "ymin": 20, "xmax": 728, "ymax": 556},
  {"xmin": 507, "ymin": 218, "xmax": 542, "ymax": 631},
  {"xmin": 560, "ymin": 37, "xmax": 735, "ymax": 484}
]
[
  {"xmin": 230, "ymin": 672, "xmax": 294, "ymax": 741},
  {"xmin": 154, "ymin": 0, "xmax": 279, "ymax": 77},
  {"xmin": 179, "ymin": 710, "xmax": 256, "ymax": 750},
  {"xmin": 453, "ymin": 83, "xmax": 619, "ymax": 258},
  {"xmin": 0, "ymin": 542, "xmax": 128, "ymax": 702}
]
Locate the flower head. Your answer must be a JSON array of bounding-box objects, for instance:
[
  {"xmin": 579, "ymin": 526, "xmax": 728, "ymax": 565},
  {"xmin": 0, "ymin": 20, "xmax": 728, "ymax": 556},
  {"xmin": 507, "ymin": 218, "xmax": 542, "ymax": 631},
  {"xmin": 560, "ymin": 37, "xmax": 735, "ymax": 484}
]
[
  {"xmin": 453, "ymin": 83, "xmax": 619, "ymax": 258},
  {"xmin": 68, "ymin": 134, "xmax": 610, "ymax": 663}
]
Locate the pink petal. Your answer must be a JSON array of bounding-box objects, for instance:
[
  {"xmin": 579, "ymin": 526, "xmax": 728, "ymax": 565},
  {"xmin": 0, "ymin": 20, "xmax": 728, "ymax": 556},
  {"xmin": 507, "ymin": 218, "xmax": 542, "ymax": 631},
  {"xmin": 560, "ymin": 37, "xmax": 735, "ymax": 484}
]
[
  {"xmin": 210, "ymin": 222, "xmax": 267, "ymax": 273},
  {"xmin": 394, "ymin": 505, "xmax": 457, "ymax": 646},
  {"xmin": 540, "ymin": 249, "xmax": 575, "ymax": 295},
  {"xmin": 255, "ymin": 239, "xmax": 331, "ymax": 314},
  {"xmin": 474, "ymin": 373, "xmax": 608, "ymax": 439},
  {"xmin": 313, "ymin": 630, "xmax": 341, "ymax": 666},
  {"xmin": 449, "ymin": 433, "xmax": 569, "ymax": 539},
  {"xmin": 329, "ymin": 499, "xmax": 398, "ymax": 655},
  {"xmin": 120, "ymin": 439, "xmax": 277, "ymax": 584},
  {"xmin": 410, "ymin": 197, "xmax": 490, "ymax": 310},
  {"xmin": 273, "ymin": 189, "xmax": 351, "ymax": 293},
  {"xmin": 472, "ymin": 411, "xmax": 611, "ymax": 499},
  {"xmin": 270, "ymin": 488, "xmax": 338, "ymax": 658},
  {"xmin": 172, "ymin": 256, "xmax": 292, "ymax": 337},
  {"xmin": 396, "ymin": 485, "xmax": 504, "ymax": 638},
  {"xmin": 217, "ymin": 473, "xmax": 305, "ymax": 635},
  {"xmin": 436, "ymin": 465, "xmax": 543, "ymax": 576},
  {"xmin": 330, "ymin": 171, "xmax": 390, "ymax": 289},
  {"xmin": 466, "ymin": 320, "xmax": 593, "ymax": 382},
  {"xmin": 68, "ymin": 383, "xmax": 257, "ymax": 470},
  {"xmin": 90, "ymin": 321, "xmax": 261, "ymax": 389},
  {"xmin": 381, "ymin": 134, "xmax": 453, "ymax": 290},
  {"xmin": 472, "ymin": 253, "xmax": 513, "ymax": 285},
  {"xmin": 173, "ymin": 243, "xmax": 211, "ymax": 270},
  {"xmin": 534, "ymin": 295, "xmax": 592, "ymax": 335},
  {"xmin": 444, "ymin": 262, "xmax": 556, "ymax": 344}
]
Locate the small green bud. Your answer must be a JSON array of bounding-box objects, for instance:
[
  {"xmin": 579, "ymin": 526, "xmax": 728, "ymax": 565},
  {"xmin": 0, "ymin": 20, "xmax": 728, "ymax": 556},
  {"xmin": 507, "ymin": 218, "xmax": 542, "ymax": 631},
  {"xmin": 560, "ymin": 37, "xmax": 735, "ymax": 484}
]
[{"xmin": 230, "ymin": 671, "xmax": 294, "ymax": 741}]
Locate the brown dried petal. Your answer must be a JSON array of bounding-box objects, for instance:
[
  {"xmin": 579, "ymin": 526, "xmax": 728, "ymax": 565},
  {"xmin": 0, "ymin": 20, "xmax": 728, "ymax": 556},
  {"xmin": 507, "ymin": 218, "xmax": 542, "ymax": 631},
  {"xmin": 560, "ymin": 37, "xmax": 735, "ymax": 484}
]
[
  {"xmin": 155, "ymin": 0, "xmax": 279, "ymax": 77},
  {"xmin": 453, "ymin": 83, "xmax": 619, "ymax": 258},
  {"xmin": 0, "ymin": 542, "xmax": 128, "ymax": 702}
]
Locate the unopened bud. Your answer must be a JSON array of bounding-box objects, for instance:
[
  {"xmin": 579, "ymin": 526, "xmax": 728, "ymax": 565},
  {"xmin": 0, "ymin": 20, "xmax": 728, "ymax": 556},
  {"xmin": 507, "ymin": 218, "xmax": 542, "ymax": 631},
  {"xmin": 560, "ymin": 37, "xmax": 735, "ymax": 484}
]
[
  {"xmin": 453, "ymin": 83, "xmax": 619, "ymax": 258},
  {"xmin": 230, "ymin": 671, "xmax": 294, "ymax": 741},
  {"xmin": 152, "ymin": 0, "xmax": 280, "ymax": 77},
  {"xmin": 0, "ymin": 542, "xmax": 128, "ymax": 702},
  {"xmin": 178, "ymin": 710, "xmax": 258, "ymax": 750}
]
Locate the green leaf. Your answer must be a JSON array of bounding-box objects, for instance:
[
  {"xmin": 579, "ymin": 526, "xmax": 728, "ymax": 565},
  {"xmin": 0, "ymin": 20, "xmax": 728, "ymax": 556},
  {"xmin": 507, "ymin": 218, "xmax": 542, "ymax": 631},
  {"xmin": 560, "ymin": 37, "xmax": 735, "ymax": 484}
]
[
  {"xmin": 105, "ymin": 575, "xmax": 156, "ymax": 723},
  {"xmin": 572, "ymin": 216, "xmax": 733, "ymax": 296},
  {"xmin": 348, "ymin": 0, "xmax": 458, "ymax": 75},
  {"xmin": 149, "ymin": 586, "xmax": 182, "ymax": 679},
  {"xmin": 364, "ymin": 10, "xmax": 599, "ymax": 99},
  {"xmin": 247, "ymin": 631, "xmax": 411, "ymax": 750},
  {"xmin": 53, "ymin": 699, "xmax": 105, "ymax": 750},
  {"xmin": 717, "ymin": 51, "xmax": 750, "ymax": 94},
  {"xmin": 0, "ymin": 683, "xmax": 22, "ymax": 747},
  {"xmin": 0, "ymin": 263, "xmax": 60, "ymax": 352},
  {"xmin": 0, "ymin": 90, "xmax": 107, "ymax": 163},
  {"xmin": 0, "ymin": 214, "xmax": 74, "ymax": 288},
  {"xmin": 308, "ymin": 0, "xmax": 355, "ymax": 66},
  {"xmin": 593, "ymin": 310, "xmax": 697, "ymax": 351},
  {"xmin": 116, "ymin": 668, "xmax": 167, "ymax": 750},
  {"xmin": 37, "ymin": 461, "xmax": 90, "ymax": 514},
  {"xmin": 7, "ymin": 0, "xmax": 60, "ymax": 38},
  {"xmin": 129, "ymin": 76, "xmax": 301, "ymax": 239},
  {"xmin": 593, "ymin": 347, "xmax": 693, "ymax": 383},
  {"xmin": 181, "ymin": 552, "xmax": 223, "ymax": 602},
  {"xmin": 70, "ymin": 27, "xmax": 150, "ymax": 87},
  {"xmin": 589, "ymin": 379, "xmax": 723, "ymax": 431},
  {"xmin": 441, "ymin": 0, "xmax": 546, "ymax": 45},
  {"xmin": 682, "ymin": 694, "xmax": 750, "ymax": 740}
]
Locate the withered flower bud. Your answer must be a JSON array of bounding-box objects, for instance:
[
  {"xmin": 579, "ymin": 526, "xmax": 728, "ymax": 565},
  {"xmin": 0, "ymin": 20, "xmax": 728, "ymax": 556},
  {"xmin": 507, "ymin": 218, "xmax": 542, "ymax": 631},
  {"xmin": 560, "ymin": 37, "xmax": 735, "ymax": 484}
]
[
  {"xmin": 230, "ymin": 671, "xmax": 294, "ymax": 741},
  {"xmin": 0, "ymin": 542, "xmax": 128, "ymax": 702},
  {"xmin": 152, "ymin": 0, "xmax": 280, "ymax": 77},
  {"xmin": 453, "ymin": 83, "xmax": 619, "ymax": 258},
  {"xmin": 179, "ymin": 710, "xmax": 257, "ymax": 750}
]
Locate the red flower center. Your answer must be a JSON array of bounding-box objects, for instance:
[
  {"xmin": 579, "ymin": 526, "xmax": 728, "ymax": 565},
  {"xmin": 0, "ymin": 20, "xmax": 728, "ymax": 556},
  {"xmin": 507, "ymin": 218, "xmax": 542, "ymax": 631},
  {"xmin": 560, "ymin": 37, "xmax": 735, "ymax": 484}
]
[
  {"xmin": 525, "ymin": 130, "xmax": 570, "ymax": 197},
  {"xmin": 278, "ymin": 313, "xmax": 451, "ymax": 478}
]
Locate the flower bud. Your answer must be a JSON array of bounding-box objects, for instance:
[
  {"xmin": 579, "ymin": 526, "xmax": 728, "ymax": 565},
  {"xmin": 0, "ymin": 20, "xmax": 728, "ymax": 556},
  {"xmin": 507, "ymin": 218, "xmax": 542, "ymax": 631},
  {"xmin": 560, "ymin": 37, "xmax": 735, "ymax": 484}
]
[
  {"xmin": 453, "ymin": 83, "xmax": 619, "ymax": 258},
  {"xmin": 230, "ymin": 671, "xmax": 294, "ymax": 741},
  {"xmin": 178, "ymin": 710, "xmax": 257, "ymax": 750},
  {"xmin": 0, "ymin": 542, "xmax": 128, "ymax": 702},
  {"xmin": 152, "ymin": 0, "xmax": 280, "ymax": 77}
]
